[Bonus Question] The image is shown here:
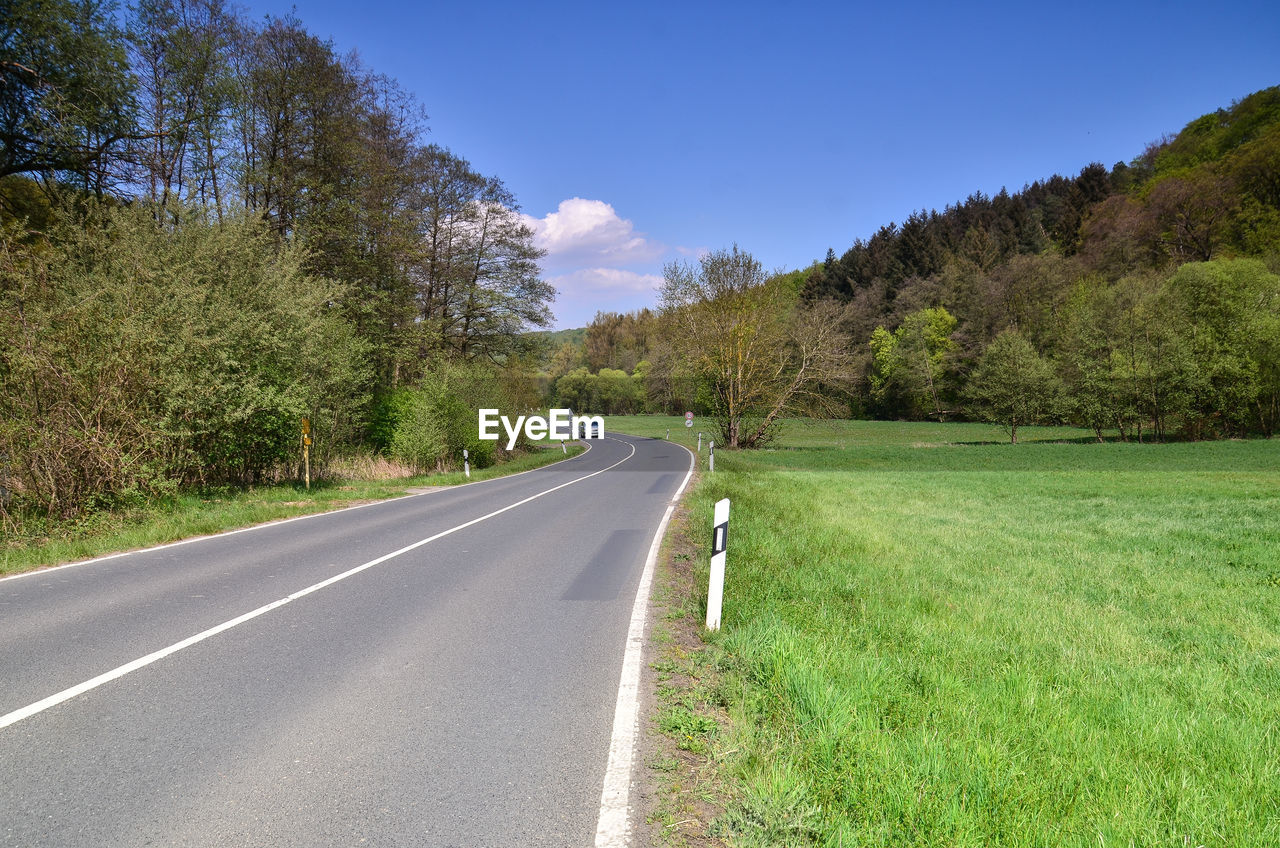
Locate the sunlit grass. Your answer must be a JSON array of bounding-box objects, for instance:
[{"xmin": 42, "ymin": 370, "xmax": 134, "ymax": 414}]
[
  {"xmin": 604, "ymin": 414, "xmax": 1101, "ymax": 449},
  {"xmin": 618, "ymin": 415, "xmax": 1280, "ymax": 846}
]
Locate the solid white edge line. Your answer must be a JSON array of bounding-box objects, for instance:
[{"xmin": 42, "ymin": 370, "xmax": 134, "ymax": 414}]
[
  {"xmin": 594, "ymin": 438, "xmax": 697, "ymax": 848},
  {"xmin": 0, "ymin": 439, "xmax": 630, "ymax": 732},
  {"xmin": 0, "ymin": 440, "xmax": 594, "ymax": 585}
]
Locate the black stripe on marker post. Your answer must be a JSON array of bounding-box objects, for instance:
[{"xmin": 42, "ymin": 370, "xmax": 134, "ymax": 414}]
[{"xmin": 712, "ymin": 521, "xmax": 728, "ymax": 556}]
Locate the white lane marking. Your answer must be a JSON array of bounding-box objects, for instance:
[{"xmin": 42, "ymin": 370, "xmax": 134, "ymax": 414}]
[
  {"xmin": 0, "ymin": 439, "xmax": 631, "ymax": 731},
  {"xmin": 0, "ymin": 441, "xmax": 593, "ymax": 585},
  {"xmin": 594, "ymin": 439, "xmax": 696, "ymax": 848}
]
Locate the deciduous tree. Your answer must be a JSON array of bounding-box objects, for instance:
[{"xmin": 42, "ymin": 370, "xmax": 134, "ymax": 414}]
[
  {"xmin": 660, "ymin": 246, "xmax": 853, "ymax": 448},
  {"xmin": 964, "ymin": 330, "xmax": 1062, "ymax": 444},
  {"xmin": 0, "ymin": 0, "xmax": 135, "ymax": 190}
]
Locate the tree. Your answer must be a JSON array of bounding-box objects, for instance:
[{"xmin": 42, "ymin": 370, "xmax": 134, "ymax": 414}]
[
  {"xmin": 964, "ymin": 330, "xmax": 1062, "ymax": 443},
  {"xmin": 660, "ymin": 246, "xmax": 853, "ymax": 448},
  {"xmin": 0, "ymin": 0, "xmax": 136, "ymax": 190},
  {"xmin": 1057, "ymin": 283, "xmax": 1128, "ymax": 441},
  {"xmin": 1145, "ymin": 169, "xmax": 1237, "ymax": 262},
  {"xmin": 595, "ymin": 368, "xmax": 644, "ymax": 414},
  {"xmin": 553, "ymin": 367, "xmax": 597, "ymax": 412},
  {"xmin": 447, "ymin": 181, "xmax": 551, "ymax": 361},
  {"xmin": 237, "ymin": 16, "xmax": 362, "ymax": 240},
  {"xmin": 1165, "ymin": 258, "xmax": 1280, "ymax": 436},
  {"xmin": 127, "ymin": 0, "xmax": 238, "ymax": 209},
  {"xmin": 867, "ymin": 306, "xmax": 957, "ymax": 419},
  {"xmin": 584, "ymin": 309, "xmax": 655, "ymax": 372},
  {"xmin": 409, "ymin": 146, "xmax": 551, "ymax": 366}
]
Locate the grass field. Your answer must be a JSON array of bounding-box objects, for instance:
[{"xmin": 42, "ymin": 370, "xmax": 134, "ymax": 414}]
[
  {"xmin": 0, "ymin": 445, "xmax": 582, "ymax": 576},
  {"xmin": 607, "ymin": 416, "xmax": 1280, "ymax": 847}
]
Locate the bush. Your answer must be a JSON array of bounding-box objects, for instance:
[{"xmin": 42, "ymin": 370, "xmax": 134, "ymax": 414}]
[
  {"xmin": 387, "ymin": 360, "xmax": 521, "ymax": 473},
  {"xmin": 0, "ymin": 201, "xmax": 370, "ymax": 518}
]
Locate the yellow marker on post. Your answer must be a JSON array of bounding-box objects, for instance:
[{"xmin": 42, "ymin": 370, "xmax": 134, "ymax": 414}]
[{"xmin": 301, "ymin": 418, "xmax": 312, "ymax": 490}]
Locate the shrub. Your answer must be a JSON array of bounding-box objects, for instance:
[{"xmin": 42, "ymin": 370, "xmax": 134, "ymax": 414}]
[
  {"xmin": 387, "ymin": 360, "xmax": 522, "ymax": 473},
  {"xmin": 0, "ymin": 201, "xmax": 369, "ymax": 517}
]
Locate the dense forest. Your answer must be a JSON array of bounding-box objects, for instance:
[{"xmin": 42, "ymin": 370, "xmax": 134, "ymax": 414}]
[
  {"xmin": 547, "ymin": 87, "xmax": 1280, "ymax": 442},
  {"xmin": 1, "ymin": 0, "xmax": 552, "ymax": 521}
]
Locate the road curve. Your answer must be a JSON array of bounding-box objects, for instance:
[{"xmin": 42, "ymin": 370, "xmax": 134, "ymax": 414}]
[{"xmin": 0, "ymin": 434, "xmax": 692, "ymax": 847}]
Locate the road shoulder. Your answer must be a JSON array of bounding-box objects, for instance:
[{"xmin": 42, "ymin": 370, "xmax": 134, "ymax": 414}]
[{"xmin": 633, "ymin": 492, "xmax": 731, "ymax": 848}]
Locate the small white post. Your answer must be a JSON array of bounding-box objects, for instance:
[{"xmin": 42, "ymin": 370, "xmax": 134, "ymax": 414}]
[
  {"xmin": 697, "ymin": 431, "xmax": 702, "ymax": 452},
  {"xmin": 561, "ymin": 440, "xmax": 567, "ymax": 454},
  {"xmin": 666, "ymin": 428, "xmax": 670, "ymax": 441},
  {"xmin": 463, "ymin": 448, "xmax": 470, "ymax": 479},
  {"xmin": 706, "ymin": 498, "xmax": 730, "ymax": 631},
  {"xmin": 709, "ymin": 440, "xmax": 715, "ymax": 472}
]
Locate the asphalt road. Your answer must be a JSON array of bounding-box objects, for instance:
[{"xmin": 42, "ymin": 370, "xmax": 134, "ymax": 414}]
[{"xmin": 0, "ymin": 434, "xmax": 692, "ymax": 847}]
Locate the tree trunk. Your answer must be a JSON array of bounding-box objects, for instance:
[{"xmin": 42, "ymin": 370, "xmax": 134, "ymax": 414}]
[{"xmin": 206, "ymin": 134, "xmax": 223, "ymax": 223}]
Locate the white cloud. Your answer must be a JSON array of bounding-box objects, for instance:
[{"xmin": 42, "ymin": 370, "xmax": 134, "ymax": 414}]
[
  {"xmin": 548, "ymin": 267, "xmax": 664, "ymax": 296},
  {"xmin": 522, "ymin": 198, "xmax": 665, "ymax": 268},
  {"xmin": 546, "ymin": 267, "xmax": 666, "ymax": 328}
]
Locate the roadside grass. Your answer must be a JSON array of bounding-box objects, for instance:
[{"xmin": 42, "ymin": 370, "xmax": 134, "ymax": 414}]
[
  {"xmin": 642, "ymin": 510, "xmax": 733, "ymax": 848},
  {"xmin": 0, "ymin": 445, "xmax": 583, "ymax": 576},
  {"xmin": 612, "ymin": 416, "xmax": 1280, "ymax": 847}
]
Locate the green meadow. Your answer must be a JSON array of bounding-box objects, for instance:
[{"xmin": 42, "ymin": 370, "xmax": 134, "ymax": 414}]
[{"xmin": 607, "ymin": 416, "xmax": 1280, "ymax": 847}]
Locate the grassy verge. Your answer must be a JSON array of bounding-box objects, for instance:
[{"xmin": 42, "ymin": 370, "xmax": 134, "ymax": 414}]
[
  {"xmin": 610, "ymin": 416, "xmax": 1280, "ymax": 847},
  {"xmin": 639, "ymin": 505, "xmax": 732, "ymax": 848},
  {"xmin": 1, "ymin": 444, "xmax": 583, "ymax": 576}
]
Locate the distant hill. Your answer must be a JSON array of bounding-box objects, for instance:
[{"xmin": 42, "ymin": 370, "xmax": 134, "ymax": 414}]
[
  {"xmin": 530, "ymin": 327, "xmax": 587, "ymax": 349},
  {"xmin": 526, "ymin": 326, "xmax": 587, "ymax": 376},
  {"xmin": 803, "ymin": 85, "xmax": 1280, "ymax": 348}
]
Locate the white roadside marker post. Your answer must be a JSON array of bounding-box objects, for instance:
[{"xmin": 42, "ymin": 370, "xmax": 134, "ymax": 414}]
[
  {"xmin": 463, "ymin": 448, "xmax": 470, "ymax": 479},
  {"xmin": 562, "ymin": 440, "xmax": 567, "ymax": 454},
  {"xmin": 706, "ymin": 498, "xmax": 730, "ymax": 631},
  {"xmin": 666, "ymin": 428, "xmax": 670, "ymax": 441},
  {"xmin": 709, "ymin": 440, "xmax": 715, "ymax": 472},
  {"xmin": 697, "ymin": 431, "xmax": 702, "ymax": 452}
]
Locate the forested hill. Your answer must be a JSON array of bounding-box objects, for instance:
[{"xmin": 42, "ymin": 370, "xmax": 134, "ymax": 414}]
[
  {"xmin": 798, "ymin": 85, "xmax": 1280, "ymax": 431},
  {"xmin": 807, "ymin": 86, "xmax": 1279, "ymax": 309}
]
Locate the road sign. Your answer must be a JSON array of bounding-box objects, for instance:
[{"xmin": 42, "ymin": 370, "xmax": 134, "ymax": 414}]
[
  {"xmin": 685, "ymin": 419, "xmax": 693, "ymax": 428},
  {"xmin": 301, "ymin": 418, "xmax": 311, "ymax": 435},
  {"xmin": 685, "ymin": 411, "xmax": 693, "ymax": 421}
]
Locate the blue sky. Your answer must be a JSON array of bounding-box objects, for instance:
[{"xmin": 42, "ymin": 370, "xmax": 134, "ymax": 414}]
[{"xmin": 250, "ymin": 0, "xmax": 1279, "ymax": 328}]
